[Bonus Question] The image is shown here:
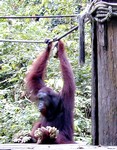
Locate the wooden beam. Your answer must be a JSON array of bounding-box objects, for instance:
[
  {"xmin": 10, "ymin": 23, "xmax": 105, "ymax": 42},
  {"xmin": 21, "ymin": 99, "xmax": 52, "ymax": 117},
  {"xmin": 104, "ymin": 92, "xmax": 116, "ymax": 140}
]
[{"xmin": 0, "ymin": 144, "xmax": 117, "ymax": 150}]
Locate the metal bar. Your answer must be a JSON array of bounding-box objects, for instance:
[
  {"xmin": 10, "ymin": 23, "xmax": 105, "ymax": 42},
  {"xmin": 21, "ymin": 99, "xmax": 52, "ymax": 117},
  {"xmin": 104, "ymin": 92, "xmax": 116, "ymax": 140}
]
[
  {"xmin": 0, "ymin": 39, "xmax": 45, "ymax": 43},
  {"xmin": 55, "ymin": 26, "xmax": 79, "ymax": 41},
  {"xmin": 55, "ymin": 18, "xmax": 89, "ymax": 41},
  {"xmin": 0, "ymin": 15, "xmax": 78, "ymax": 19}
]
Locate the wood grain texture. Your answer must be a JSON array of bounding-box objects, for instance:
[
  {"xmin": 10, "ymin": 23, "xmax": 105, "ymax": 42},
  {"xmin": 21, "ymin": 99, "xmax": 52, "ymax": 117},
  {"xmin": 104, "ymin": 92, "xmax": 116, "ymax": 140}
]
[
  {"xmin": 91, "ymin": 22, "xmax": 99, "ymax": 145},
  {"xmin": 97, "ymin": 19, "xmax": 117, "ymax": 145}
]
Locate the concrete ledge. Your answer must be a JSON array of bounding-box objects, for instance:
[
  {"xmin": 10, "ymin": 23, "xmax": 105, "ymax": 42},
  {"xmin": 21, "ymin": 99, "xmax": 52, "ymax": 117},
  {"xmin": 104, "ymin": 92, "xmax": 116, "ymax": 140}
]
[{"xmin": 0, "ymin": 144, "xmax": 117, "ymax": 150}]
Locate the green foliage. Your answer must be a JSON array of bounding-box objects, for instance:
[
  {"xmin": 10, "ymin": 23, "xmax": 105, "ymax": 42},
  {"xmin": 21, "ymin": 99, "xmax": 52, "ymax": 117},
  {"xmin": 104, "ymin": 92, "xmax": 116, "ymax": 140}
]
[
  {"xmin": 0, "ymin": 97, "xmax": 39, "ymax": 143},
  {"xmin": 0, "ymin": 0, "xmax": 91, "ymax": 144}
]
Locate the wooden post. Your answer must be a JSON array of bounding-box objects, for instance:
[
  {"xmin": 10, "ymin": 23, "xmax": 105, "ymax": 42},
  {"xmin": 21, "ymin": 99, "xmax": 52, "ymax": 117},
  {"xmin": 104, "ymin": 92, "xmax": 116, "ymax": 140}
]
[
  {"xmin": 91, "ymin": 21, "xmax": 99, "ymax": 145},
  {"xmin": 79, "ymin": 17, "xmax": 85, "ymax": 65},
  {"xmin": 98, "ymin": 19, "xmax": 117, "ymax": 146},
  {"xmin": 92, "ymin": 0, "xmax": 117, "ymax": 146}
]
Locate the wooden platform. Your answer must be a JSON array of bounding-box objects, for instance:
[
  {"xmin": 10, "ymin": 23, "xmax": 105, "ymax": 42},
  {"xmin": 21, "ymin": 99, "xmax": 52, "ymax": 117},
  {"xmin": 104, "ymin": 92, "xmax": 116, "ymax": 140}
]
[{"xmin": 0, "ymin": 144, "xmax": 117, "ymax": 150}]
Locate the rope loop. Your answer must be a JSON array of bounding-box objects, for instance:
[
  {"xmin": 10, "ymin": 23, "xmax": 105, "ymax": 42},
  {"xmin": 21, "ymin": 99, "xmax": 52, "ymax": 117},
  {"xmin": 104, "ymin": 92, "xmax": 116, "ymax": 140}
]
[
  {"xmin": 88, "ymin": 1, "xmax": 117, "ymax": 23},
  {"xmin": 95, "ymin": 5, "xmax": 112, "ymax": 23}
]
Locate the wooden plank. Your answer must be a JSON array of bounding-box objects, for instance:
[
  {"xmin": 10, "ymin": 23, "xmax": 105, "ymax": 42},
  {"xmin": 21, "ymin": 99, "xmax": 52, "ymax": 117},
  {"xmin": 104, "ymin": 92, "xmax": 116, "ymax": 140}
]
[{"xmin": 0, "ymin": 144, "xmax": 117, "ymax": 150}]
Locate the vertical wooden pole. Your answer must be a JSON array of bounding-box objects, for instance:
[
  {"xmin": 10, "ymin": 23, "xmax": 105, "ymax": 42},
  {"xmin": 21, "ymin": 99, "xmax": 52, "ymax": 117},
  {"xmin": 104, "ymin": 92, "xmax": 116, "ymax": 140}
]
[
  {"xmin": 79, "ymin": 17, "xmax": 85, "ymax": 65},
  {"xmin": 91, "ymin": 21, "xmax": 99, "ymax": 145},
  {"xmin": 91, "ymin": 0, "xmax": 117, "ymax": 145},
  {"xmin": 97, "ymin": 19, "xmax": 117, "ymax": 146}
]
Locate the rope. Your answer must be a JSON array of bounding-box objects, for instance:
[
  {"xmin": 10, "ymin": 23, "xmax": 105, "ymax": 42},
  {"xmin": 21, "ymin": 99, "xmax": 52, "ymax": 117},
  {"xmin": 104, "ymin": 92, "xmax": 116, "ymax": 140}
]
[
  {"xmin": 0, "ymin": 39, "xmax": 46, "ymax": 43},
  {"xmin": 1, "ymin": 1, "xmax": 117, "ymax": 44},
  {"xmin": 0, "ymin": 26, "xmax": 79, "ymax": 44},
  {"xmin": 89, "ymin": 0, "xmax": 117, "ymax": 23},
  {"xmin": 0, "ymin": 15, "xmax": 77, "ymax": 19},
  {"xmin": 0, "ymin": 15, "xmax": 79, "ymax": 44}
]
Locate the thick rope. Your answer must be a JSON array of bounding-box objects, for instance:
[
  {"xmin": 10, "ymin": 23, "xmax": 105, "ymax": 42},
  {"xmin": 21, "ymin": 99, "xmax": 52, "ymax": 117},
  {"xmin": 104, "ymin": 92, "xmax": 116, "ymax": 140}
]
[
  {"xmin": 1, "ymin": 1, "xmax": 117, "ymax": 44},
  {"xmin": 88, "ymin": 0, "xmax": 117, "ymax": 23}
]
